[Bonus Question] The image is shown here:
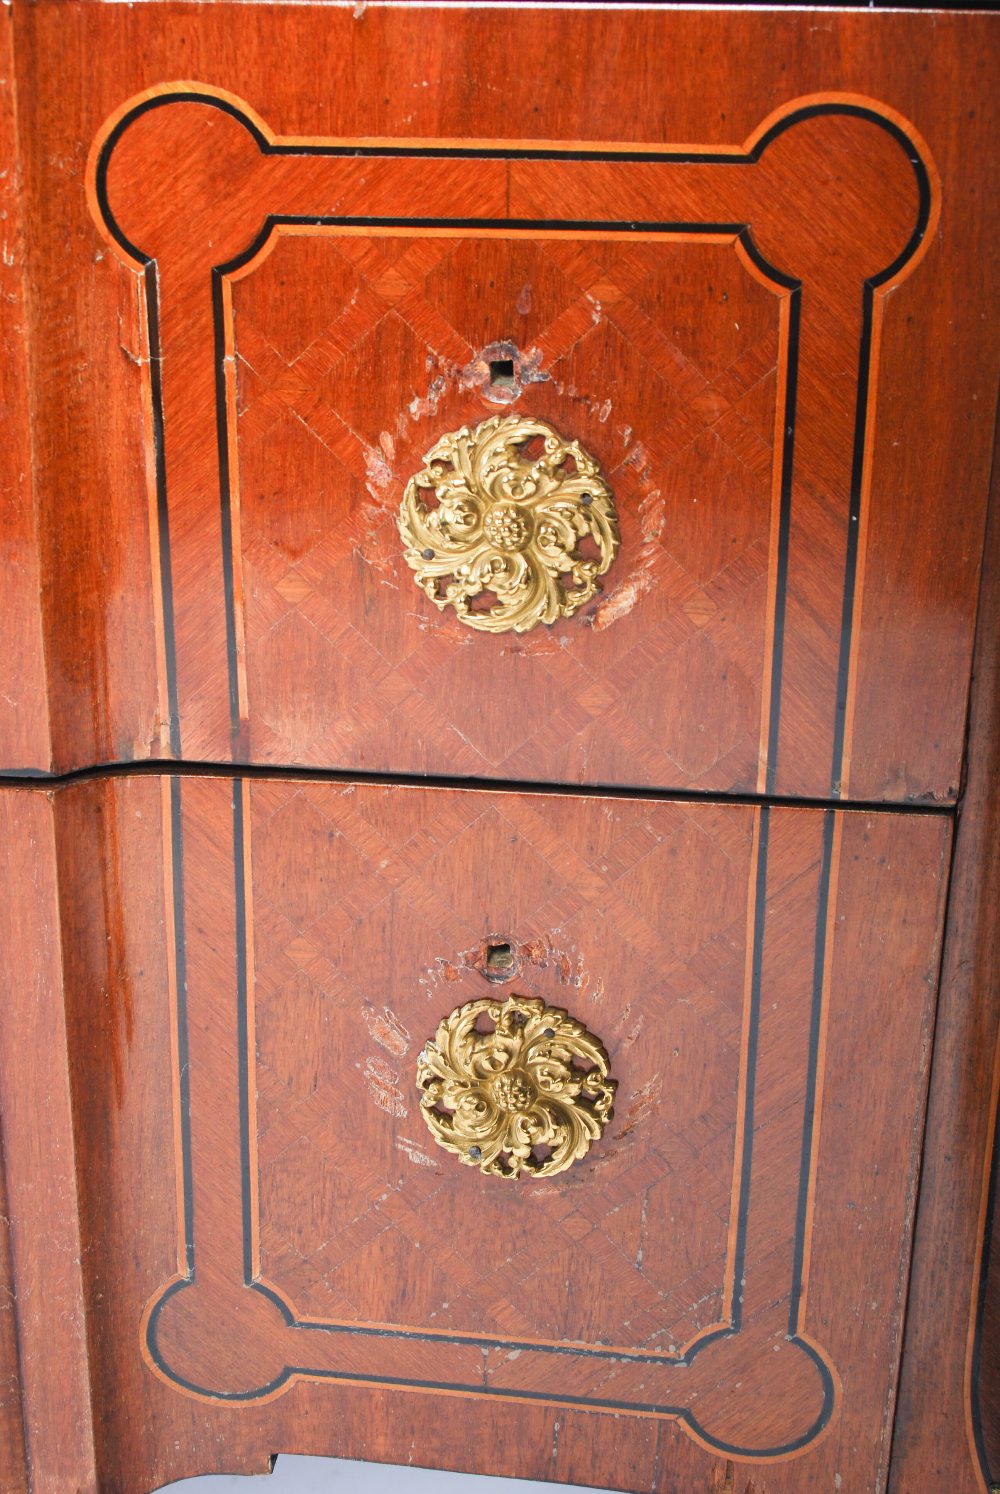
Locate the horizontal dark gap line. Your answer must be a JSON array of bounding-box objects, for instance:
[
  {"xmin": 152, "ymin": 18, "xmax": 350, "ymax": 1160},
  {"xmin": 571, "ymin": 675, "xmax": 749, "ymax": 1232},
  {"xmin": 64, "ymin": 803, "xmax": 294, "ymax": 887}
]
[
  {"xmin": 0, "ymin": 757, "xmax": 956, "ymax": 817},
  {"xmin": 267, "ymin": 215, "xmax": 745, "ymax": 232},
  {"xmin": 267, "ymin": 145, "xmax": 750, "ymax": 166}
]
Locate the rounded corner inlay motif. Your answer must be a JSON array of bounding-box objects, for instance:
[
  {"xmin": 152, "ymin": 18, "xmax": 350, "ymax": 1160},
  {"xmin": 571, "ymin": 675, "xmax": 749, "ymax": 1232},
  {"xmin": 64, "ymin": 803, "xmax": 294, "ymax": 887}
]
[
  {"xmin": 416, "ymin": 993, "xmax": 617, "ymax": 1179},
  {"xmin": 397, "ymin": 415, "xmax": 620, "ymax": 634}
]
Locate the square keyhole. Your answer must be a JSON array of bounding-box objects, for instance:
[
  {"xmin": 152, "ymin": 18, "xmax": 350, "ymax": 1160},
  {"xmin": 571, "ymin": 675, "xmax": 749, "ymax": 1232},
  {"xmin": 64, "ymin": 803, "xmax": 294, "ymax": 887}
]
[
  {"xmin": 483, "ymin": 939, "xmax": 517, "ymax": 982},
  {"xmin": 488, "ymin": 358, "xmax": 516, "ymax": 388},
  {"xmin": 486, "ymin": 941, "xmax": 514, "ymax": 973}
]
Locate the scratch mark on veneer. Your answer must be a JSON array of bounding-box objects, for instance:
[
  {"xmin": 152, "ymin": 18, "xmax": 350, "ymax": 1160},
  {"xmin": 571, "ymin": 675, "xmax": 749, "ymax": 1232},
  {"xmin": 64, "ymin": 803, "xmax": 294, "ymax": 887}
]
[
  {"xmin": 589, "ymin": 565, "xmax": 658, "ymax": 632},
  {"xmin": 707, "ymin": 1462, "xmax": 766, "ymax": 1494},
  {"xmin": 395, "ymin": 1136, "xmax": 438, "ymax": 1169},
  {"xmin": 621, "ymin": 1015, "xmax": 644, "ymax": 1044},
  {"xmin": 362, "ymin": 1003, "xmax": 411, "ymax": 1057},
  {"xmin": 617, "ymin": 1075, "xmax": 662, "ymax": 1139},
  {"xmin": 360, "ymin": 1055, "xmax": 407, "ymax": 1117},
  {"xmin": 363, "ymin": 442, "xmax": 394, "ymax": 494},
  {"xmin": 408, "ymin": 375, "xmax": 448, "ymax": 422},
  {"xmin": 635, "ymin": 1191, "xmax": 649, "ymax": 1270},
  {"xmin": 611, "ymin": 995, "xmax": 643, "ymax": 1046}
]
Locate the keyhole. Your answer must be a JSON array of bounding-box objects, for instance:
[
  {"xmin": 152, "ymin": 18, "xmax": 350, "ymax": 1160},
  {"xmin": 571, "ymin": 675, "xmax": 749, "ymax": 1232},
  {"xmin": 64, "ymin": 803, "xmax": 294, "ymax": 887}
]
[
  {"xmin": 486, "ymin": 941, "xmax": 513, "ymax": 973},
  {"xmin": 488, "ymin": 358, "xmax": 516, "ymax": 389},
  {"xmin": 482, "ymin": 938, "xmax": 518, "ymax": 982}
]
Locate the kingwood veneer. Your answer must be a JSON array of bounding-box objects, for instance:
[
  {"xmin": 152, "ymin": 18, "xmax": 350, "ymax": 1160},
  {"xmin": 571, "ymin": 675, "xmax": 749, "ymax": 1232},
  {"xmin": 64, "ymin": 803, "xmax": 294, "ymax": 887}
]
[{"xmin": 0, "ymin": 4, "xmax": 997, "ymax": 1493}]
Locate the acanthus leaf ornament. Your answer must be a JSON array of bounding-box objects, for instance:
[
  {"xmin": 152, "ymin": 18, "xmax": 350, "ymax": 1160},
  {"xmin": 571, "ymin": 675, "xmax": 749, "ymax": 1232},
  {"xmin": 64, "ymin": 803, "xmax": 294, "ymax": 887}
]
[
  {"xmin": 416, "ymin": 994, "xmax": 617, "ymax": 1179},
  {"xmin": 398, "ymin": 415, "xmax": 620, "ymax": 634}
]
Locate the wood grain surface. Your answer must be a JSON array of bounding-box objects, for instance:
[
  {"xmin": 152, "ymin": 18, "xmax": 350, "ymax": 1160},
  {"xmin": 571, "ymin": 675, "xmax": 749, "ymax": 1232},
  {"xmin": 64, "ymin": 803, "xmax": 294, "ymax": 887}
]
[{"xmin": 0, "ymin": 3, "xmax": 995, "ymax": 803}]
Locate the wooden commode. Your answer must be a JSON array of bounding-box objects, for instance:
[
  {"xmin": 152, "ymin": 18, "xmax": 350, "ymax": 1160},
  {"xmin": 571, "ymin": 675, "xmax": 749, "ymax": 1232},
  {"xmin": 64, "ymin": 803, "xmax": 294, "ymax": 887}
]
[{"xmin": 0, "ymin": 5, "xmax": 998, "ymax": 1492}]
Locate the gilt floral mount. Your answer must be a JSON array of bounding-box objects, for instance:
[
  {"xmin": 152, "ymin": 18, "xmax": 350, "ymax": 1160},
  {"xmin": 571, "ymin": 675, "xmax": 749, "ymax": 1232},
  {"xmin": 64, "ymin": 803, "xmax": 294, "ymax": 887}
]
[
  {"xmin": 416, "ymin": 993, "xmax": 617, "ymax": 1178},
  {"xmin": 397, "ymin": 416, "xmax": 620, "ymax": 634}
]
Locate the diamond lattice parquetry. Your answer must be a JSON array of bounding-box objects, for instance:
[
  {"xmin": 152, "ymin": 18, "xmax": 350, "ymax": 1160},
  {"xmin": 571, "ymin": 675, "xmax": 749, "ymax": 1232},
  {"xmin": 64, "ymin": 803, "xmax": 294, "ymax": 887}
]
[
  {"xmin": 234, "ymin": 234, "xmax": 779, "ymax": 791},
  {"xmin": 249, "ymin": 780, "xmax": 788, "ymax": 1352}
]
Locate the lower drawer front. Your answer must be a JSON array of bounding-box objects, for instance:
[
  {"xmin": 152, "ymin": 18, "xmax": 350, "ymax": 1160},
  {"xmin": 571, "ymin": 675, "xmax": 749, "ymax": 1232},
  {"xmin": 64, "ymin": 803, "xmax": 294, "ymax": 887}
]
[{"xmin": 20, "ymin": 776, "xmax": 949, "ymax": 1493}]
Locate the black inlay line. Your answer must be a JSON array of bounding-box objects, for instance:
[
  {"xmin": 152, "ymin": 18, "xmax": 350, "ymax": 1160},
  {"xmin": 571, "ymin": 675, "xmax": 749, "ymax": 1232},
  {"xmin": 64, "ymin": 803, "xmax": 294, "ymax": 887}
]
[
  {"xmin": 209, "ymin": 214, "xmax": 756, "ymax": 761},
  {"xmin": 249, "ymin": 214, "xmax": 743, "ymax": 238},
  {"xmin": 830, "ymin": 284, "xmax": 874, "ymax": 800},
  {"xmin": 322, "ymin": 212, "xmax": 737, "ymax": 232},
  {"xmin": 788, "ymin": 810, "xmax": 836, "ymax": 1324},
  {"xmin": 828, "ymin": 117, "xmax": 933, "ymax": 800},
  {"xmin": 0, "ymin": 756, "xmax": 956, "ymax": 816},
  {"xmin": 144, "ymin": 264, "xmax": 182, "ymax": 758},
  {"xmin": 290, "ymin": 1304, "xmax": 722, "ymax": 1367},
  {"xmin": 212, "ymin": 275, "xmax": 243, "ymax": 746},
  {"xmin": 91, "ymin": 91, "xmax": 934, "ymax": 798},
  {"xmin": 145, "ymin": 1304, "xmax": 835, "ymax": 1458},
  {"xmin": 730, "ymin": 805, "xmax": 769, "ymax": 1332},
  {"xmin": 233, "ymin": 780, "xmax": 254, "ymax": 1286},
  {"xmin": 232, "ymin": 783, "xmax": 716, "ymax": 1372},
  {"xmin": 185, "ymin": 783, "xmax": 833, "ymax": 1456},
  {"xmin": 970, "ymin": 1080, "xmax": 1000, "ymax": 1486},
  {"xmin": 141, "ymin": 778, "xmax": 839, "ymax": 1454},
  {"xmin": 91, "ymin": 91, "xmax": 757, "ymax": 268},
  {"xmin": 169, "ymin": 777, "xmax": 195, "ymax": 1276},
  {"xmin": 145, "ymin": 1274, "xmax": 835, "ymax": 1458},
  {"xmin": 224, "ymin": 798, "xmax": 763, "ymax": 1366},
  {"xmin": 143, "ymin": 1342, "xmax": 834, "ymax": 1461},
  {"xmin": 765, "ymin": 286, "xmax": 802, "ymax": 797},
  {"xmin": 99, "ymin": 91, "xmax": 928, "ymax": 1450},
  {"xmin": 94, "ymin": 93, "xmax": 935, "ymax": 197}
]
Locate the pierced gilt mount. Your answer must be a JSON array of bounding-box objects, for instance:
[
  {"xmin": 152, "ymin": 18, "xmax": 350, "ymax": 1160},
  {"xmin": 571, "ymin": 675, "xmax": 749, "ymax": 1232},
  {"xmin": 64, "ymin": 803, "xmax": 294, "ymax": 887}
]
[
  {"xmin": 416, "ymin": 994, "xmax": 617, "ymax": 1179},
  {"xmin": 398, "ymin": 415, "xmax": 620, "ymax": 634}
]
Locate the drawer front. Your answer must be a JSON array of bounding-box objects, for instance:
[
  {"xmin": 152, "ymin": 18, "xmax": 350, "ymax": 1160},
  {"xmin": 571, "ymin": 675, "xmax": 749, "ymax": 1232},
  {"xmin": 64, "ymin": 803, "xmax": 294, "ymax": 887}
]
[
  {"xmin": 3, "ymin": 3, "xmax": 997, "ymax": 803},
  {"xmin": 9, "ymin": 772, "xmax": 948, "ymax": 1493}
]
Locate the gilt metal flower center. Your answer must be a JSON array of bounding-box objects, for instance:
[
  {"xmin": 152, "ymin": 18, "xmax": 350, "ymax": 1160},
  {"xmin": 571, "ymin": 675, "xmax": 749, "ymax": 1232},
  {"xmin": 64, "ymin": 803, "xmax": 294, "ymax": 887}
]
[
  {"xmin": 492, "ymin": 1071, "xmax": 535, "ymax": 1112},
  {"xmin": 482, "ymin": 501, "xmax": 531, "ymax": 552},
  {"xmin": 398, "ymin": 415, "xmax": 620, "ymax": 634},
  {"xmin": 416, "ymin": 994, "xmax": 617, "ymax": 1180}
]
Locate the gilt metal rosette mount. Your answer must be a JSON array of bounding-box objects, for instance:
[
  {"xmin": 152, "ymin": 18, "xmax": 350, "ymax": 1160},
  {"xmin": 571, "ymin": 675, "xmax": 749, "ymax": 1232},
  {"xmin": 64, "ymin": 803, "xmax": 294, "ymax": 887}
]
[
  {"xmin": 416, "ymin": 994, "xmax": 617, "ymax": 1180},
  {"xmin": 398, "ymin": 415, "xmax": 620, "ymax": 634}
]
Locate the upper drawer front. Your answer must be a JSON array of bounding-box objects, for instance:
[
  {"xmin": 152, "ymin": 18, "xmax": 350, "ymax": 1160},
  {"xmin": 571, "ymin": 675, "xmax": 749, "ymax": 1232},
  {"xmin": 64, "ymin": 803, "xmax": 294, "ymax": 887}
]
[{"xmin": 5, "ymin": 5, "xmax": 997, "ymax": 800}]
